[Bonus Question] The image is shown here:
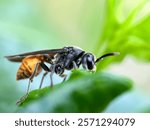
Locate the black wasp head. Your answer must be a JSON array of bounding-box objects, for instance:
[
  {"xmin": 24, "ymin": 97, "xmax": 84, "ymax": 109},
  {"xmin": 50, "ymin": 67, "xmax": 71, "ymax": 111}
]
[
  {"xmin": 81, "ymin": 52, "xmax": 120, "ymax": 71},
  {"xmin": 81, "ymin": 53, "xmax": 96, "ymax": 71}
]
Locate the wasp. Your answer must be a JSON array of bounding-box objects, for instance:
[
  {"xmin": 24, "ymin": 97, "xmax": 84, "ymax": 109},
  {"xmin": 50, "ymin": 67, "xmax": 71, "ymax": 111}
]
[{"xmin": 5, "ymin": 46, "xmax": 119, "ymax": 104}]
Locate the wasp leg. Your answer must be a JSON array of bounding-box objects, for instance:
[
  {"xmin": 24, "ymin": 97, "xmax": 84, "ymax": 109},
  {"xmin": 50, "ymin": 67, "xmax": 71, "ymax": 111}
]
[
  {"xmin": 50, "ymin": 65, "xmax": 56, "ymax": 87},
  {"xmin": 73, "ymin": 61, "xmax": 78, "ymax": 69},
  {"xmin": 16, "ymin": 62, "xmax": 41, "ymax": 105},
  {"xmin": 50, "ymin": 72, "xmax": 53, "ymax": 87},
  {"xmin": 39, "ymin": 71, "xmax": 48, "ymax": 89},
  {"xmin": 39, "ymin": 62, "xmax": 50, "ymax": 89},
  {"xmin": 60, "ymin": 73, "xmax": 67, "ymax": 83}
]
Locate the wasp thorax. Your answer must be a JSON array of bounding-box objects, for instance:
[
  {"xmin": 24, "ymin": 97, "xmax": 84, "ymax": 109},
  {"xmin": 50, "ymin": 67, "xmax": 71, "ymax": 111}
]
[{"xmin": 81, "ymin": 53, "xmax": 96, "ymax": 71}]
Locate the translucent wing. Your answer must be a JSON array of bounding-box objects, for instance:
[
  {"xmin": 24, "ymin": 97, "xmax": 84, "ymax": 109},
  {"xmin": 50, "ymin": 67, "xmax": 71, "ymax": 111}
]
[{"xmin": 5, "ymin": 48, "xmax": 66, "ymax": 62}]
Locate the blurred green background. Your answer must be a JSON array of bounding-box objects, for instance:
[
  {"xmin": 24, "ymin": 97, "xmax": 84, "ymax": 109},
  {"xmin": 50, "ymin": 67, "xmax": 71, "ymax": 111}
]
[{"xmin": 0, "ymin": 0, "xmax": 150, "ymax": 112}]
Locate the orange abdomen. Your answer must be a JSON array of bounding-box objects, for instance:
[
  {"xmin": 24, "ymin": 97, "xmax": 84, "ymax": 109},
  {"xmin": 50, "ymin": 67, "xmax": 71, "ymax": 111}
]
[{"xmin": 16, "ymin": 56, "xmax": 43, "ymax": 80}]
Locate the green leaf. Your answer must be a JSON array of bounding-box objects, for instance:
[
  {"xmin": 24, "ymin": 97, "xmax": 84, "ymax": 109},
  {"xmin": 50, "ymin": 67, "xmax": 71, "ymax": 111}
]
[
  {"xmin": 94, "ymin": 0, "xmax": 150, "ymax": 70},
  {"xmin": 115, "ymin": 16, "xmax": 150, "ymax": 62},
  {"xmin": 17, "ymin": 70, "xmax": 132, "ymax": 112}
]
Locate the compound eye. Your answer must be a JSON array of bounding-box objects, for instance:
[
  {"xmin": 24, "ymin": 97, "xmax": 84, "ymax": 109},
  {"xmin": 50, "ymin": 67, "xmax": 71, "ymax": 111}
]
[
  {"xmin": 82, "ymin": 53, "xmax": 96, "ymax": 71},
  {"xmin": 87, "ymin": 60, "xmax": 94, "ymax": 70}
]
